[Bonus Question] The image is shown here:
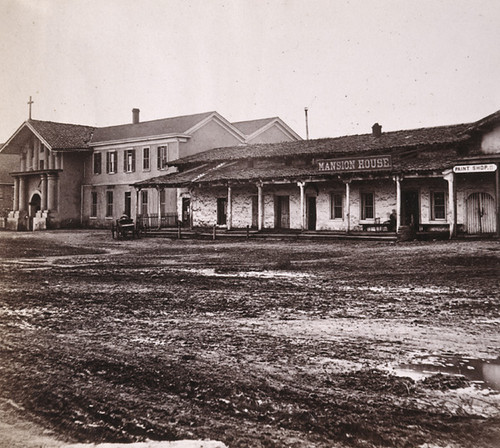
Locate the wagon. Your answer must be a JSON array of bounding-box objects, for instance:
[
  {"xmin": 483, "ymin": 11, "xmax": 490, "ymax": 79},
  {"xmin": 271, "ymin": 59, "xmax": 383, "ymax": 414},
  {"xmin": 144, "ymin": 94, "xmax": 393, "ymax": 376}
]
[{"xmin": 111, "ymin": 216, "xmax": 140, "ymax": 239}]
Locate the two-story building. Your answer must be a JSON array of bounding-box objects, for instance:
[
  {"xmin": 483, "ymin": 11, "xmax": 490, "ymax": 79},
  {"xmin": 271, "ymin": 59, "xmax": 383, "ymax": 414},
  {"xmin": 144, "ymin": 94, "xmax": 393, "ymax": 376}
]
[
  {"xmin": 134, "ymin": 109, "xmax": 500, "ymax": 239},
  {"xmin": 0, "ymin": 110, "xmax": 301, "ymax": 230}
]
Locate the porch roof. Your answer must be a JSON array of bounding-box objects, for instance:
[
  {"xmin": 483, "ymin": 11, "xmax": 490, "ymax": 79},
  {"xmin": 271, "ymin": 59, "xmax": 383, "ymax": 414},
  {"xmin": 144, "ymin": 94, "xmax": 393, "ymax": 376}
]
[{"xmin": 133, "ymin": 146, "xmax": 467, "ymax": 188}]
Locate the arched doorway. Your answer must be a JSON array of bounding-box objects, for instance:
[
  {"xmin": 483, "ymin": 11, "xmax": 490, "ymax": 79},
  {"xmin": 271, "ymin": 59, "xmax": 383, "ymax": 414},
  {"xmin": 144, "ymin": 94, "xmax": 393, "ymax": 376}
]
[
  {"xmin": 466, "ymin": 192, "xmax": 496, "ymax": 234},
  {"xmin": 29, "ymin": 193, "xmax": 41, "ymax": 217}
]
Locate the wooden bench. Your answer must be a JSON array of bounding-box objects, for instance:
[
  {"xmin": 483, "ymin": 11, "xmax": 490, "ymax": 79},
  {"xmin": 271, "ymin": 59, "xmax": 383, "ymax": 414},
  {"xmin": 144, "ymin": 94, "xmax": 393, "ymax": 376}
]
[{"xmin": 362, "ymin": 222, "xmax": 393, "ymax": 232}]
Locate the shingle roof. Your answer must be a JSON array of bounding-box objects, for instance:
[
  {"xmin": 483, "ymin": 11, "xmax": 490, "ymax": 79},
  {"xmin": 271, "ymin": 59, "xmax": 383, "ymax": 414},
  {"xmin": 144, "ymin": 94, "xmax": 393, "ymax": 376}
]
[
  {"xmin": 91, "ymin": 111, "xmax": 216, "ymax": 143},
  {"xmin": 231, "ymin": 117, "xmax": 278, "ymax": 135},
  {"xmin": 28, "ymin": 120, "xmax": 95, "ymax": 150},
  {"xmin": 173, "ymin": 123, "xmax": 471, "ymax": 167}
]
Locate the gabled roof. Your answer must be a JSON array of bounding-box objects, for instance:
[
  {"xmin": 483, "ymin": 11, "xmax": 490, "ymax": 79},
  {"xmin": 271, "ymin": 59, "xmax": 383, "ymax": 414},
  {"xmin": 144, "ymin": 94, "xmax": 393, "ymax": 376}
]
[
  {"xmin": 28, "ymin": 120, "xmax": 95, "ymax": 150},
  {"xmin": 463, "ymin": 109, "xmax": 500, "ymax": 133},
  {"xmin": 0, "ymin": 120, "xmax": 96, "ymax": 154},
  {"xmin": 172, "ymin": 123, "xmax": 471, "ymax": 167},
  {"xmin": 231, "ymin": 117, "xmax": 279, "ymax": 135},
  {"xmin": 91, "ymin": 111, "xmax": 218, "ymax": 144}
]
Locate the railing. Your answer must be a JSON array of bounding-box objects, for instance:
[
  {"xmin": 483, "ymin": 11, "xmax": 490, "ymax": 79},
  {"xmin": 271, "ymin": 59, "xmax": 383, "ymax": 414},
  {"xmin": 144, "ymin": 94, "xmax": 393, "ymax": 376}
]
[{"xmin": 137, "ymin": 213, "xmax": 178, "ymax": 229}]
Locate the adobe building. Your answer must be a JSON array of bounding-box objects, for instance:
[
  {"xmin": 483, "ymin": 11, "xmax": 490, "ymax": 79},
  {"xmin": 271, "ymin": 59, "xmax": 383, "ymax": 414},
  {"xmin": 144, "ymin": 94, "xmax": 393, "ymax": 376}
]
[
  {"xmin": 0, "ymin": 147, "xmax": 18, "ymax": 225},
  {"xmin": 135, "ymin": 109, "xmax": 500, "ymax": 239},
  {"xmin": 0, "ymin": 110, "xmax": 300, "ymax": 230}
]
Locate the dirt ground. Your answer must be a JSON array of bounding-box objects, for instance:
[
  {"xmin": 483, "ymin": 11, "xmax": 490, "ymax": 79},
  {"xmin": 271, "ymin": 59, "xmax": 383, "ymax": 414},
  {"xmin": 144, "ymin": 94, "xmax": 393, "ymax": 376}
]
[{"xmin": 0, "ymin": 230, "xmax": 499, "ymax": 448}]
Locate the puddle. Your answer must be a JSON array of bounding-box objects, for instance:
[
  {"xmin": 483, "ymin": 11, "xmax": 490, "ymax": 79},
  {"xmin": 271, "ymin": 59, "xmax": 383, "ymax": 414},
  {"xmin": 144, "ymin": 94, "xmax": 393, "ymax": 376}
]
[
  {"xmin": 390, "ymin": 355, "xmax": 500, "ymax": 390},
  {"xmin": 178, "ymin": 267, "xmax": 312, "ymax": 279}
]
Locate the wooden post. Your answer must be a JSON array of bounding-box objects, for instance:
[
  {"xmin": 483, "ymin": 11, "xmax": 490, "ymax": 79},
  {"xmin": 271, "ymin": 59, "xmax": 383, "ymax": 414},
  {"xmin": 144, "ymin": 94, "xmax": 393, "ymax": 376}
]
[
  {"xmin": 344, "ymin": 180, "xmax": 350, "ymax": 234},
  {"xmin": 298, "ymin": 181, "xmax": 305, "ymax": 230},
  {"xmin": 395, "ymin": 175, "xmax": 401, "ymax": 233},
  {"xmin": 496, "ymin": 163, "xmax": 500, "ymax": 238},
  {"xmin": 257, "ymin": 183, "xmax": 263, "ymax": 231},
  {"xmin": 227, "ymin": 185, "xmax": 232, "ymax": 231},
  {"xmin": 213, "ymin": 224, "xmax": 217, "ymax": 240}
]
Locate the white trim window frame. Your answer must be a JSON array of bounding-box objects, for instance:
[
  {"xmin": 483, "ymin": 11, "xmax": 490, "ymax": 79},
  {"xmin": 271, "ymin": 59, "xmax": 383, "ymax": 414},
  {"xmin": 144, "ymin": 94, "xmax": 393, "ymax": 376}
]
[
  {"xmin": 330, "ymin": 192, "xmax": 344, "ymax": 219},
  {"xmin": 124, "ymin": 149, "xmax": 136, "ymax": 173},
  {"xmin": 431, "ymin": 191, "xmax": 446, "ymax": 220},
  {"xmin": 106, "ymin": 151, "xmax": 117, "ymax": 174},
  {"xmin": 157, "ymin": 145, "xmax": 168, "ymax": 170},
  {"xmin": 361, "ymin": 192, "xmax": 375, "ymax": 220},
  {"xmin": 143, "ymin": 147, "xmax": 150, "ymax": 171}
]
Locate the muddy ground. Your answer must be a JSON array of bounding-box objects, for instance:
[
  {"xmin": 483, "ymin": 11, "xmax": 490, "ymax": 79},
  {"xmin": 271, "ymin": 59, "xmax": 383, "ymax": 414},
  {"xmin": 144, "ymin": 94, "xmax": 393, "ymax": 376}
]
[{"xmin": 0, "ymin": 230, "xmax": 499, "ymax": 448}]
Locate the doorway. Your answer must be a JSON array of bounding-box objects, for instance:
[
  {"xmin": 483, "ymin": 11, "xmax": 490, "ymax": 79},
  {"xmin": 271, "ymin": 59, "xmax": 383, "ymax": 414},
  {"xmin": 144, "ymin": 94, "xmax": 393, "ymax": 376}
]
[
  {"xmin": 182, "ymin": 198, "xmax": 191, "ymax": 227},
  {"xmin": 307, "ymin": 196, "xmax": 317, "ymax": 230},
  {"xmin": 29, "ymin": 193, "xmax": 41, "ymax": 217},
  {"xmin": 217, "ymin": 197, "xmax": 227, "ymax": 226},
  {"xmin": 402, "ymin": 191, "xmax": 419, "ymax": 229},
  {"xmin": 251, "ymin": 196, "xmax": 258, "ymax": 228},
  {"xmin": 124, "ymin": 191, "xmax": 131, "ymax": 218},
  {"xmin": 466, "ymin": 192, "xmax": 496, "ymax": 234},
  {"xmin": 275, "ymin": 195, "xmax": 290, "ymax": 229}
]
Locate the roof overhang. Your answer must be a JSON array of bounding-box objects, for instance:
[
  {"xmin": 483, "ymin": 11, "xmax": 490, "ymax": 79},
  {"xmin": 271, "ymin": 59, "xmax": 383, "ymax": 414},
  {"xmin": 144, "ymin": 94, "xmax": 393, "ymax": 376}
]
[
  {"xmin": 0, "ymin": 121, "xmax": 52, "ymax": 154},
  {"xmin": 91, "ymin": 133, "xmax": 191, "ymax": 148}
]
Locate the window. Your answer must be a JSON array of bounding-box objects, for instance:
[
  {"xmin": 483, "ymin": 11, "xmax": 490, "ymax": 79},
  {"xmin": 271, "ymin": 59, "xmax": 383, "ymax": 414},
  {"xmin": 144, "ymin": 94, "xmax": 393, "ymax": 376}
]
[
  {"xmin": 106, "ymin": 191, "xmax": 113, "ymax": 217},
  {"xmin": 157, "ymin": 145, "xmax": 168, "ymax": 170},
  {"xmin": 91, "ymin": 192, "xmax": 98, "ymax": 217},
  {"xmin": 160, "ymin": 189, "xmax": 166, "ymax": 215},
  {"xmin": 141, "ymin": 190, "xmax": 148, "ymax": 216},
  {"xmin": 39, "ymin": 160, "xmax": 44, "ymax": 170},
  {"xmin": 143, "ymin": 147, "xmax": 150, "ymax": 171},
  {"xmin": 330, "ymin": 193, "xmax": 343, "ymax": 219},
  {"xmin": 432, "ymin": 191, "xmax": 446, "ymax": 220},
  {"xmin": 123, "ymin": 149, "xmax": 136, "ymax": 173},
  {"xmin": 361, "ymin": 192, "xmax": 374, "ymax": 220},
  {"xmin": 93, "ymin": 153, "xmax": 102, "ymax": 175},
  {"xmin": 106, "ymin": 151, "xmax": 117, "ymax": 174}
]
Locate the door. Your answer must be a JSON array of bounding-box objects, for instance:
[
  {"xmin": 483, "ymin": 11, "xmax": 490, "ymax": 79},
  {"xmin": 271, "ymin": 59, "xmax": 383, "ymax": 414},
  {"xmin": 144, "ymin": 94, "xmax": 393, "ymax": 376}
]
[
  {"xmin": 307, "ymin": 196, "xmax": 317, "ymax": 230},
  {"xmin": 275, "ymin": 196, "xmax": 290, "ymax": 229},
  {"xmin": 217, "ymin": 197, "xmax": 227, "ymax": 226},
  {"xmin": 124, "ymin": 192, "xmax": 131, "ymax": 218},
  {"xmin": 466, "ymin": 193, "xmax": 496, "ymax": 234},
  {"xmin": 251, "ymin": 196, "xmax": 258, "ymax": 228},
  {"xmin": 182, "ymin": 198, "xmax": 191, "ymax": 227},
  {"xmin": 402, "ymin": 191, "xmax": 419, "ymax": 229}
]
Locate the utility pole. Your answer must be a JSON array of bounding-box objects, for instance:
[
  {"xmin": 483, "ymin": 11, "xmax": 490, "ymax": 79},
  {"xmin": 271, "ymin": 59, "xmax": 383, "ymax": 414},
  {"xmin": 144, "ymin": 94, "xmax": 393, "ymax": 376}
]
[{"xmin": 304, "ymin": 107, "xmax": 309, "ymax": 140}]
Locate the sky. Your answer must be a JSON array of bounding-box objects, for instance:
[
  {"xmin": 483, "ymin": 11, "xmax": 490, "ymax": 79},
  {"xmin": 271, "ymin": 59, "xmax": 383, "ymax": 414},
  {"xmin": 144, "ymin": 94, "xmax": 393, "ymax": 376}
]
[{"xmin": 1, "ymin": 0, "xmax": 500, "ymax": 143}]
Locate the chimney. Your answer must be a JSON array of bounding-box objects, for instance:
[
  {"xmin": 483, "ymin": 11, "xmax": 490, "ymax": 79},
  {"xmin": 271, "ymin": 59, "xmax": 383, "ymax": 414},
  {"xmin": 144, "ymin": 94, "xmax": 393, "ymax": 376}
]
[
  {"xmin": 372, "ymin": 123, "xmax": 382, "ymax": 137},
  {"xmin": 132, "ymin": 108, "xmax": 140, "ymax": 124}
]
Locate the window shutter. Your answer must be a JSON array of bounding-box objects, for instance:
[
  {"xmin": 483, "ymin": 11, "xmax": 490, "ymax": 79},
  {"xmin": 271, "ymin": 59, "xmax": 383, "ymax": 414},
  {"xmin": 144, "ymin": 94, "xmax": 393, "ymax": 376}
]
[
  {"xmin": 132, "ymin": 150, "xmax": 136, "ymax": 172},
  {"xmin": 106, "ymin": 152, "xmax": 110, "ymax": 173},
  {"xmin": 123, "ymin": 151, "xmax": 127, "ymax": 172}
]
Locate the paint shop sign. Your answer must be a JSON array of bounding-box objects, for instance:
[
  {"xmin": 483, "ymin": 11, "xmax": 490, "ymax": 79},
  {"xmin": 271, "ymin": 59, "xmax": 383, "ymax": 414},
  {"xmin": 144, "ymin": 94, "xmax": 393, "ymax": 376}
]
[
  {"xmin": 317, "ymin": 155, "xmax": 392, "ymax": 173},
  {"xmin": 453, "ymin": 164, "xmax": 497, "ymax": 173}
]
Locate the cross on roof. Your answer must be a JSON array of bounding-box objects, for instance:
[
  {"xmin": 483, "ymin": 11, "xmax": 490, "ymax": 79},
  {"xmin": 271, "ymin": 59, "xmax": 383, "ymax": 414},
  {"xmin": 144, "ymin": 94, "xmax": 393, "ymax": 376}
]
[{"xmin": 27, "ymin": 96, "xmax": 34, "ymax": 120}]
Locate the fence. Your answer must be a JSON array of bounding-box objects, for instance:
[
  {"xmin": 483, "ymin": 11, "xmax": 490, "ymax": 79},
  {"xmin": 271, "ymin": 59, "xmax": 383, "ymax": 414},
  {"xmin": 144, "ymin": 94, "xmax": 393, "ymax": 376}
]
[{"xmin": 137, "ymin": 213, "xmax": 178, "ymax": 229}]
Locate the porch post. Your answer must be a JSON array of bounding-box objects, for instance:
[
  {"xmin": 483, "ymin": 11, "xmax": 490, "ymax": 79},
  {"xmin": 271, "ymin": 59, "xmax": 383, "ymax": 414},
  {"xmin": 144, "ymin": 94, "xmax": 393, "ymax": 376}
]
[
  {"xmin": 227, "ymin": 185, "xmax": 232, "ymax": 230},
  {"xmin": 13, "ymin": 177, "xmax": 19, "ymax": 211},
  {"xmin": 41, "ymin": 174, "xmax": 48, "ymax": 210},
  {"xmin": 344, "ymin": 180, "xmax": 350, "ymax": 233},
  {"xmin": 298, "ymin": 181, "xmax": 306, "ymax": 230},
  {"xmin": 444, "ymin": 171, "xmax": 456, "ymax": 238},
  {"xmin": 496, "ymin": 163, "xmax": 500, "ymax": 238},
  {"xmin": 18, "ymin": 177, "xmax": 26, "ymax": 211},
  {"xmin": 135, "ymin": 188, "xmax": 141, "ymax": 221},
  {"xmin": 395, "ymin": 175, "xmax": 401, "ymax": 232},
  {"xmin": 257, "ymin": 183, "xmax": 263, "ymax": 231},
  {"xmin": 156, "ymin": 187, "xmax": 162, "ymax": 229}
]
